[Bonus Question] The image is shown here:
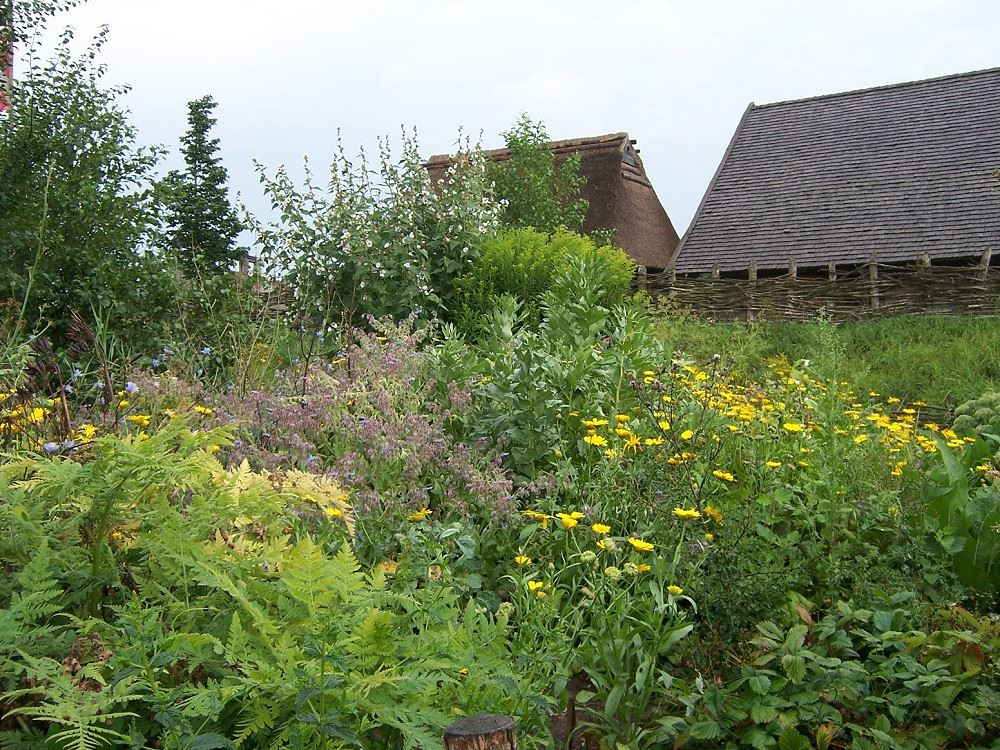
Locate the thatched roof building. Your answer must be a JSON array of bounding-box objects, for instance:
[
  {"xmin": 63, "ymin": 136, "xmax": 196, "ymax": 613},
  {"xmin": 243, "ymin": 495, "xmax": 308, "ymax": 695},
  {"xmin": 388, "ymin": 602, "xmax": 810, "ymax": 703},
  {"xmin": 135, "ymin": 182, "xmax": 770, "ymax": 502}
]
[
  {"xmin": 671, "ymin": 67, "xmax": 1000, "ymax": 276},
  {"xmin": 426, "ymin": 132, "xmax": 679, "ymax": 271}
]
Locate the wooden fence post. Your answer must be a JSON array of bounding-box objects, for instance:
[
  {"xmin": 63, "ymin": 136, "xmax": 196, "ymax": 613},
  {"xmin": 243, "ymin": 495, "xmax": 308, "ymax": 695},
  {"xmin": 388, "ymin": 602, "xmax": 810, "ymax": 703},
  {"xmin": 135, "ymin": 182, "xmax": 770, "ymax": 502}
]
[
  {"xmin": 636, "ymin": 265, "xmax": 647, "ymax": 292},
  {"xmin": 787, "ymin": 257, "xmax": 797, "ymax": 279},
  {"xmin": 746, "ymin": 260, "xmax": 758, "ymax": 322},
  {"xmin": 444, "ymin": 714, "xmax": 517, "ymax": 750},
  {"xmin": 979, "ymin": 248, "xmax": 992, "ymax": 281},
  {"xmin": 868, "ymin": 256, "xmax": 880, "ymax": 311}
]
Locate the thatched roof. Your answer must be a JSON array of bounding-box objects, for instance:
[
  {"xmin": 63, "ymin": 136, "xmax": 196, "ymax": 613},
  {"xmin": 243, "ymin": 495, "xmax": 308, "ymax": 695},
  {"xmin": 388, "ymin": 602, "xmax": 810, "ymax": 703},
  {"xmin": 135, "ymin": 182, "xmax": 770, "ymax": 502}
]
[
  {"xmin": 426, "ymin": 132, "xmax": 679, "ymax": 271},
  {"xmin": 671, "ymin": 67, "xmax": 1000, "ymax": 274}
]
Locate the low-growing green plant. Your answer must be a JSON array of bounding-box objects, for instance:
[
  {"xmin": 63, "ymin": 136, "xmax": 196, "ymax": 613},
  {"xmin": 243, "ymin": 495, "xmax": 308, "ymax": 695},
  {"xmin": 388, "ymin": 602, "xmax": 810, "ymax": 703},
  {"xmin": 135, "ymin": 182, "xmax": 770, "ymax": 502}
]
[
  {"xmin": 662, "ymin": 594, "xmax": 1000, "ymax": 749},
  {"xmin": 0, "ymin": 419, "xmax": 547, "ymax": 749},
  {"xmin": 449, "ymin": 253, "xmax": 661, "ymax": 478},
  {"xmin": 508, "ymin": 509, "xmax": 696, "ymax": 749},
  {"xmin": 953, "ymin": 391, "xmax": 1000, "ymax": 439}
]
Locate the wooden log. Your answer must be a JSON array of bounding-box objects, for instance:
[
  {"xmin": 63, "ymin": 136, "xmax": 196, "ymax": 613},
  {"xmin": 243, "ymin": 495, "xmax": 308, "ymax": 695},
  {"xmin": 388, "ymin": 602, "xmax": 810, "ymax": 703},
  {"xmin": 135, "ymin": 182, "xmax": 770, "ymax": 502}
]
[{"xmin": 444, "ymin": 714, "xmax": 517, "ymax": 750}]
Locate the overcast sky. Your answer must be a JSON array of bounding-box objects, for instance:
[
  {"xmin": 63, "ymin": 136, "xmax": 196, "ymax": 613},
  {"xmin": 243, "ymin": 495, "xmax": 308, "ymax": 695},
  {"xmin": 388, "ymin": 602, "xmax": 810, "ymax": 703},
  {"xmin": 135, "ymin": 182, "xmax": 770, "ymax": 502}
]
[{"xmin": 31, "ymin": 0, "xmax": 1000, "ymax": 236}]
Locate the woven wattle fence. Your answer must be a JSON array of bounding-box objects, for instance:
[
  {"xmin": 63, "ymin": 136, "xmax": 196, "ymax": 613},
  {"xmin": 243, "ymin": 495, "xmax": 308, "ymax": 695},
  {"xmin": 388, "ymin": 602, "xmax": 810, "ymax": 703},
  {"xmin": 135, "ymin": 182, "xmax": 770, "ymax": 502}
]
[{"xmin": 640, "ymin": 262, "xmax": 1000, "ymax": 322}]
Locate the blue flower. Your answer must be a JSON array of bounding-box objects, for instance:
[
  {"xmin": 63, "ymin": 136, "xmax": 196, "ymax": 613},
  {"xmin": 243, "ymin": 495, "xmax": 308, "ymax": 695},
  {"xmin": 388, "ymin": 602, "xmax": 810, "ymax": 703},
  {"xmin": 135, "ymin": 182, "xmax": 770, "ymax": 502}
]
[
  {"xmin": 125, "ymin": 381, "xmax": 138, "ymax": 395},
  {"xmin": 200, "ymin": 346, "xmax": 211, "ymax": 356},
  {"xmin": 151, "ymin": 357, "xmax": 160, "ymax": 368},
  {"xmin": 42, "ymin": 442, "xmax": 59, "ymax": 454},
  {"xmin": 63, "ymin": 384, "xmax": 73, "ymax": 394},
  {"xmin": 71, "ymin": 368, "xmax": 83, "ymax": 380},
  {"xmin": 62, "ymin": 439, "xmax": 78, "ymax": 451}
]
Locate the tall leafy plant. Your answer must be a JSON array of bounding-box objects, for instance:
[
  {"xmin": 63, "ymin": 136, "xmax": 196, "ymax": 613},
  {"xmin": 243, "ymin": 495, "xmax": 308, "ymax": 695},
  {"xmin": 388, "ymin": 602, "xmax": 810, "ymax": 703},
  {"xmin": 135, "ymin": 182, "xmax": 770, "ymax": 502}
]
[
  {"xmin": 254, "ymin": 131, "xmax": 500, "ymax": 331},
  {"xmin": 488, "ymin": 114, "xmax": 588, "ymax": 233}
]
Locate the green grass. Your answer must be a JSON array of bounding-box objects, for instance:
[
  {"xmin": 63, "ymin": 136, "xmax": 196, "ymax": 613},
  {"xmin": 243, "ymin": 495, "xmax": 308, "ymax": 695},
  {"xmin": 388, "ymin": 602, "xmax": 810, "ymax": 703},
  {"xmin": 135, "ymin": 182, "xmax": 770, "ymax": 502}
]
[{"xmin": 654, "ymin": 312, "xmax": 1000, "ymax": 407}]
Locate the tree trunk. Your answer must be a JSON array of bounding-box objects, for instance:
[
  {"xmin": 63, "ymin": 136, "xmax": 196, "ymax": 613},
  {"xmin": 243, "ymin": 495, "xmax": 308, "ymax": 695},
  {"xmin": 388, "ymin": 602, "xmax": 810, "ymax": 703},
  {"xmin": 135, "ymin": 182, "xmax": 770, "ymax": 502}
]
[{"xmin": 444, "ymin": 714, "xmax": 517, "ymax": 750}]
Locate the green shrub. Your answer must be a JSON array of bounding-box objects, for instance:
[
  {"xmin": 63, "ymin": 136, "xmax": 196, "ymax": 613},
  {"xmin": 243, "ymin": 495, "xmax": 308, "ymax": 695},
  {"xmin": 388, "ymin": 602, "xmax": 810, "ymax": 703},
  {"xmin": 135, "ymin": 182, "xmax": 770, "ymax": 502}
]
[{"xmin": 454, "ymin": 227, "xmax": 636, "ymax": 331}]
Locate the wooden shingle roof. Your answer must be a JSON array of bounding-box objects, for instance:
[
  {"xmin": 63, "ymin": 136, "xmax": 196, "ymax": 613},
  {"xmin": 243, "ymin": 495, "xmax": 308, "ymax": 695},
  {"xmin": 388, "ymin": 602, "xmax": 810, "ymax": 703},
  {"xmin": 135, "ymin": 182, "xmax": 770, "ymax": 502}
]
[{"xmin": 672, "ymin": 67, "xmax": 1000, "ymax": 274}]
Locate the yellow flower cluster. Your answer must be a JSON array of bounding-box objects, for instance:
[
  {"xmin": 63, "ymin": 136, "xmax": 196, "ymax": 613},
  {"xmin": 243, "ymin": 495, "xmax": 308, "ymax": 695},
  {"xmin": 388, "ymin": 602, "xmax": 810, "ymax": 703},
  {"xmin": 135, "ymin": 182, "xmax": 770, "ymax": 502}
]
[{"xmin": 571, "ymin": 357, "xmax": 973, "ymax": 482}]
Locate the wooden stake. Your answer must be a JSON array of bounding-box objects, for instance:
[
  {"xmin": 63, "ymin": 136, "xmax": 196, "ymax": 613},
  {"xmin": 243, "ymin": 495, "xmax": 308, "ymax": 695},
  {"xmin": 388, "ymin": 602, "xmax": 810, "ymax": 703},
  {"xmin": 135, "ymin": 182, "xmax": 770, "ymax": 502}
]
[
  {"xmin": 444, "ymin": 714, "xmax": 517, "ymax": 750},
  {"xmin": 868, "ymin": 256, "xmax": 880, "ymax": 310},
  {"xmin": 827, "ymin": 262, "xmax": 837, "ymax": 281},
  {"xmin": 917, "ymin": 252, "xmax": 931, "ymax": 269},
  {"xmin": 979, "ymin": 248, "xmax": 992, "ymax": 280},
  {"xmin": 637, "ymin": 265, "xmax": 647, "ymax": 292},
  {"xmin": 787, "ymin": 258, "xmax": 797, "ymax": 279},
  {"xmin": 711, "ymin": 263, "xmax": 720, "ymax": 280},
  {"xmin": 748, "ymin": 259, "xmax": 757, "ymax": 283}
]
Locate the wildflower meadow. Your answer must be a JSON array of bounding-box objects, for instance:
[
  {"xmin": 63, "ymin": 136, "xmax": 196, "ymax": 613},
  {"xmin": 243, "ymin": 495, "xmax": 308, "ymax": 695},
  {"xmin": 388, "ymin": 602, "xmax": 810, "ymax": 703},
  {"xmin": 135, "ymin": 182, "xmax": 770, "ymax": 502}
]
[{"xmin": 1, "ymin": 4, "xmax": 999, "ymax": 748}]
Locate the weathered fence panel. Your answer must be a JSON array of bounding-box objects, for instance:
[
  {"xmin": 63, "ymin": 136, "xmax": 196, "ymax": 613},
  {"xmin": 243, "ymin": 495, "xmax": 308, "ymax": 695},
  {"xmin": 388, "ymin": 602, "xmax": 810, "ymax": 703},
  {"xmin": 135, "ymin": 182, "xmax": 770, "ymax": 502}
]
[{"xmin": 644, "ymin": 263, "xmax": 1000, "ymax": 322}]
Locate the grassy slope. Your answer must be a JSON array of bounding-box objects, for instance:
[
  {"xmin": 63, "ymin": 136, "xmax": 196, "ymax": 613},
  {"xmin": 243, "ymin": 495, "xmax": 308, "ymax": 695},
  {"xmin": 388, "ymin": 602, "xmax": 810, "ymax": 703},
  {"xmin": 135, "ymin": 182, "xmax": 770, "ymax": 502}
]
[{"xmin": 654, "ymin": 312, "xmax": 1000, "ymax": 408}]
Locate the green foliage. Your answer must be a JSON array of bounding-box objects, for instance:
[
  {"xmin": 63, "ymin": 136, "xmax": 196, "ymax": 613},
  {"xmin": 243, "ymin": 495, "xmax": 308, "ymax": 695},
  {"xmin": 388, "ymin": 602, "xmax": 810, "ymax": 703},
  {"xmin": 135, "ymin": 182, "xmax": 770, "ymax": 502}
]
[
  {"xmin": 666, "ymin": 595, "xmax": 1000, "ymax": 749},
  {"xmin": 159, "ymin": 269, "xmax": 292, "ymax": 393},
  {"xmin": 509, "ymin": 513, "xmax": 695, "ymax": 749},
  {"xmin": 162, "ymin": 95, "xmax": 244, "ymax": 274},
  {"xmin": 0, "ymin": 28, "xmax": 175, "ymax": 350},
  {"xmin": 953, "ymin": 391, "xmax": 1000, "ymax": 438},
  {"xmin": 2, "ymin": 0, "xmax": 81, "ymax": 52},
  {"xmin": 454, "ymin": 226, "xmax": 636, "ymax": 331},
  {"xmin": 0, "ymin": 420, "xmax": 543, "ymax": 749},
  {"xmin": 654, "ymin": 312, "xmax": 1000, "ymax": 407},
  {"xmin": 922, "ymin": 435, "xmax": 1000, "ymax": 594},
  {"xmin": 254, "ymin": 131, "xmax": 500, "ymax": 330},
  {"xmin": 444, "ymin": 252, "xmax": 664, "ymax": 478},
  {"xmin": 488, "ymin": 114, "xmax": 588, "ymax": 233}
]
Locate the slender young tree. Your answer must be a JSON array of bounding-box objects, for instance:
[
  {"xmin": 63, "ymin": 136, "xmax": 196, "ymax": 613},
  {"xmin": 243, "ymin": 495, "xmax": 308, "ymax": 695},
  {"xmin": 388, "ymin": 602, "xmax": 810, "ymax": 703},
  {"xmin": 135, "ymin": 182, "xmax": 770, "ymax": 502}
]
[{"xmin": 163, "ymin": 95, "xmax": 243, "ymax": 273}]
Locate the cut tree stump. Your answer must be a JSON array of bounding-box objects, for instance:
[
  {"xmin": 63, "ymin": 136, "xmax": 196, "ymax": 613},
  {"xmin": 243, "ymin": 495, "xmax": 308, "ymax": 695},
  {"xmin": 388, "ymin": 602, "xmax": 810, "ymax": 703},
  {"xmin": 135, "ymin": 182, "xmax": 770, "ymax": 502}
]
[{"xmin": 443, "ymin": 714, "xmax": 517, "ymax": 750}]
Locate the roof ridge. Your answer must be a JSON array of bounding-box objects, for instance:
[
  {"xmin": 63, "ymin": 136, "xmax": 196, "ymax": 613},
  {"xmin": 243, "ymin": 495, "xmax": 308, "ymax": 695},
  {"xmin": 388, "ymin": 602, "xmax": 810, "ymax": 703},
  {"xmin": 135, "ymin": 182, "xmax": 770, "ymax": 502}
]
[
  {"xmin": 426, "ymin": 132, "xmax": 629, "ymax": 164},
  {"xmin": 754, "ymin": 65, "xmax": 1000, "ymax": 110}
]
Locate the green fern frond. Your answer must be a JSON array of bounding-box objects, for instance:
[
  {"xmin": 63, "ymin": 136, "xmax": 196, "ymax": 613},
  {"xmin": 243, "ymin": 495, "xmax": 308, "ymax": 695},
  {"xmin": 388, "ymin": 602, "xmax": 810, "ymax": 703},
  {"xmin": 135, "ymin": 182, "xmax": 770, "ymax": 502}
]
[{"xmin": 280, "ymin": 537, "xmax": 339, "ymax": 616}]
